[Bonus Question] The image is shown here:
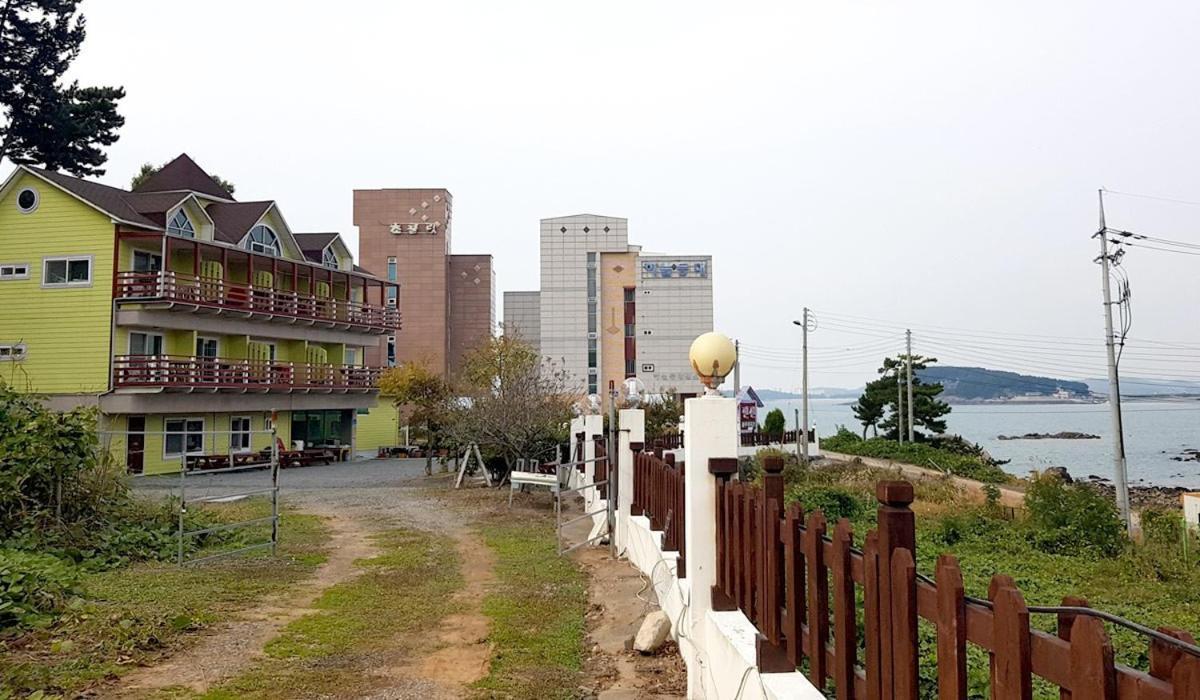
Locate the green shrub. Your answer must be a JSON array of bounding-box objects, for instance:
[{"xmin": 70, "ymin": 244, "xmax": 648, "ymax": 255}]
[
  {"xmin": 1141, "ymin": 507, "xmax": 1183, "ymax": 549},
  {"xmin": 0, "ymin": 549, "xmax": 82, "ymax": 631},
  {"xmin": 786, "ymin": 484, "xmax": 866, "ymax": 523},
  {"xmin": 761, "ymin": 408, "xmax": 786, "ymax": 435},
  {"xmin": 1023, "ymin": 475, "xmax": 1126, "ymax": 557}
]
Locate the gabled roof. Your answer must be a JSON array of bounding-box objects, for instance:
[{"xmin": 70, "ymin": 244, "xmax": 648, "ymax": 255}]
[
  {"xmin": 736, "ymin": 386, "xmax": 764, "ymax": 408},
  {"xmin": 131, "ymin": 153, "xmax": 234, "ymax": 201},
  {"xmin": 21, "ymin": 166, "xmax": 160, "ymax": 229},
  {"xmin": 205, "ymin": 201, "xmax": 274, "ymax": 244},
  {"xmin": 293, "ymin": 232, "xmax": 340, "ymax": 263},
  {"xmin": 123, "ymin": 191, "xmax": 192, "ymax": 227}
]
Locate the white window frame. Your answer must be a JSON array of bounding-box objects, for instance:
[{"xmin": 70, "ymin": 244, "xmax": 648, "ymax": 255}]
[
  {"xmin": 0, "ymin": 263, "xmax": 30, "ymax": 280},
  {"xmin": 128, "ymin": 330, "xmax": 165, "ymax": 356},
  {"xmin": 0, "ymin": 343, "xmax": 28, "ymax": 361},
  {"xmin": 42, "ymin": 255, "xmax": 93, "ymax": 288},
  {"xmin": 132, "ymin": 250, "xmax": 163, "ymax": 273},
  {"xmin": 166, "ymin": 208, "xmax": 196, "ymax": 238},
  {"xmin": 230, "ymin": 415, "xmax": 253, "ymax": 452},
  {"xmin": 245, "ymin": 225, "xmax": 282, "ymax": 257},
  {"xmin": 322, "ymin": 246, "xmax": 339, "ymax": 269},
  {"xmin": 195, "ymin": 336, "xmax": 220, "ymax": 358},
  {"xmin": 164, "ymin": 417, "xmax": 205, "ymax": 459},
  {"xmin": 16, "ymin": 187, "xmax": 39, "ymax": 214}
]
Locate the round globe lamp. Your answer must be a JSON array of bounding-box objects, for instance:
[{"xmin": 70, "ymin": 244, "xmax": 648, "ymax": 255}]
[{"xmin": 689, "ymin": 332, "xmax": 737, "ymax": 395}]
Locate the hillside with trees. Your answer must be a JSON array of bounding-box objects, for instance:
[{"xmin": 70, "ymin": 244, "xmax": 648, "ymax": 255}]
[{"xmin": 918, "ymin": 366, "xmax": 1091, "ymax": 401}]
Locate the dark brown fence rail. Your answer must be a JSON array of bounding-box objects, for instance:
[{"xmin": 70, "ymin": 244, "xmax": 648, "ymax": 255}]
[
  {"xmin": 708, "ymin": 456, "xmax": 1200, "ymax": 699},
  {"xmin": 739, "ymin": 429, "xmax": 816, "ymax": 447},
  {"xmin": 632, "ymin": 448, "xmax": 686, "ymax": 577}
]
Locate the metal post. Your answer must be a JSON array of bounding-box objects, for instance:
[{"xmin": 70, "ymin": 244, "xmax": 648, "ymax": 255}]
[
  {"xmin": 271, "ymin": 426, "xmax": 280, "ymax": 555},
  {"xmin": 608, "ymin": 383, "xmax": 618, "ymax": 557},
  {"xmin": 801, "ymin": 307, "xmax": 810, "ymax": 462},
  {"xmin": 794, "ymin": 408, "xmax": 801, "ymax": 458},
  {"xmin": 1097, "ymin": 190, "xmax": 1132, "ymax": 533},
  {"xmin": 897, "ymin": 365, "xmax": 904, "ymax": 445},
  {"xmin": 177, "ymin": 452, "xmax": 186, "ymax": 565},
  {"xmin": 906, "ymin": 329, "xmax": 914, "ymax": 443},
  {"xmin": 733, "ymin": 339, "xmax": 740, "ymax": 393}
]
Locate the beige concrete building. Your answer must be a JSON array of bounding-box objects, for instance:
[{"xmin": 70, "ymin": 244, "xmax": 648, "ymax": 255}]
[{"xmin": 504, "ymin": 214, "xmax": 712, "ymax": 404}]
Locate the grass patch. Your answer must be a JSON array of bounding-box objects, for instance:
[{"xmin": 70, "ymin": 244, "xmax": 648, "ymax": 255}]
[
  {"xmin": 472, "ymin": 518, "xmax": 589, "ymax": 700},
  {"xmin": 822, "ymin": 429, "xmax": 1012, "ymax": 483},
  {"xmin": 0, "ymin": 500, "xmax": 329, "ymax": 697},
  {"xmin": 203, "ymin": 527, "xmax": 461, "ymax": 699}
]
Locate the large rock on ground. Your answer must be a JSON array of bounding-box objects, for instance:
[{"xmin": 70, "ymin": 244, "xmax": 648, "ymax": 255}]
[{"xmin": 633, "ymin": 610, "xmax": 671, "ymax": 654}]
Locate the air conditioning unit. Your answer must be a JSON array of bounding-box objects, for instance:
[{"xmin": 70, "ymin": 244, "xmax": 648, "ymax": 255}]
[
  {"xmin": 641, "ymin": 363, "xmax": 655, "ymax": 373},
  {"xmin": 587, "ymin": 332, "xmax": 597, "ymax": 340}
]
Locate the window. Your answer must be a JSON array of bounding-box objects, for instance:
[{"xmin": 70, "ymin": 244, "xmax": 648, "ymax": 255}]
[
  {"xmin": 231, "ymin": 416, "xmax": 252, "ymax": 452},
  {"xmin": 345, "ymin": 347, "xmax": 360, "ymax": 366},
  {"xmin": 0, "ymin": 344, "xmax": 27, "ymax": 361},
  {"xmin": 129, "ymin": 331, "xmax": 164, "ymax": 356},
  {"xmin": 16, "ymin": 187, "xmax": 38, "ymax": 213},
  {"xmin": 164, "ymin": 417, "xmax": 204, "ymax": 457},
  {"xmin": 322, "ymin": 247, "xmax": 339, "ymax": 269},
  {"xmin": 623, "ymin": 288, "xmax": 635, "ymax": 302},
  {"xmin": 42, "ymin": 256, "xmax": 92, "ymax": 287},
  {"xmin": 386, "ymin": 286, "xmax": 397, "ymax": 306},
  {"xmin": 386, "ymin": 336, "xmax": 396, "ymax": 367},
  {"xmin": 166, "ymin": 209, "xmax": 195, "ymax": 238},
  {"xmin": 195, "ymin": 337, "xmax": 218, "ymax": 358},
  {"xmin": 386, "ymin": 257, "xmax": 397, "ymax": 281},
  {"xmin": 132, "ymin": 251, "xmax": 162, "ymax": 273},
  {"xmin": 0, "ymin": 263, "xmax": 29, "ymax": 280},
  {"xmin": 245, "ymin": 225, "xmax": 281, "ymax": 256}
]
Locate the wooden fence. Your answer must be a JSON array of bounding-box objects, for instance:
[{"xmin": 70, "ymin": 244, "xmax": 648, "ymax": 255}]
[
  {"xmin": 631, "ymin": 446, "xmax": 686, "ymax": 576},
  {"xmin": 705, "ymin": 456, "xmax": 1200, "ymax": 699}
]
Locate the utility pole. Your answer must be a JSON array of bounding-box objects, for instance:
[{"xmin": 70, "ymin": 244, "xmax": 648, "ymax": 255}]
[
  {"xmin": 906, "ymin": 329, "xmax": 914, "ymax": 443},
  {"xmin": 896, "ymin": 366, "xmax": 904, "ymax": 445},
  {"xmin": 1096, "ymin": 190, "xmax": 1132, "ymax": 533},
  {"xmin": 791, "ymin": 310, "xmax": 816, "ymax": 462},
  {"xmin": 733, "ymin": 339, "xmax": 740, "ymax": 393}
]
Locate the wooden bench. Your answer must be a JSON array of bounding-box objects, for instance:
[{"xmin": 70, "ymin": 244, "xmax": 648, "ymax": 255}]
[{"xmin": 509, "ymin": 459, "xmax": 565, "ymax": 506}]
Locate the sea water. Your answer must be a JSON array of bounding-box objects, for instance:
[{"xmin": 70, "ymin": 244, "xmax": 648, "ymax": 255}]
[{"xmin": 761, "ymin": 398, "xmax": 1200, "ymax": 487}]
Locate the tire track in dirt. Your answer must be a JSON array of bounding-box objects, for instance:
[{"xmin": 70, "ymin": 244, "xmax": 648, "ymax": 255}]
[{"xmin": 115, "ymin": 511, "xmax": 377, "ymax": 697}]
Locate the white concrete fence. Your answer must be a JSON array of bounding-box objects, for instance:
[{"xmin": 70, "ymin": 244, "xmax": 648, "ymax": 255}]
[{"xmin": 572, "ymin": 397, "xmax": 823, "ymax": 699}]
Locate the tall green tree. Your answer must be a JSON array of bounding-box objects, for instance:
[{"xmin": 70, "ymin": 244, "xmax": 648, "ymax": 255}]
[
  {"xmin": 854, "ymin": 354, "xmax": 951, "ymax": 441},
  {"xmin": 0, "ymin": 1, "xmax": 126, "ymax": 176},
  {"xmin": 378, "ymin": 360, "xmax": 454, "ymax": 476}
]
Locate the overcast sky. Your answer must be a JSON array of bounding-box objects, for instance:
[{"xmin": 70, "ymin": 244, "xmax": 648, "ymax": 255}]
[{"xmin": 51, "ymin": 1, "xmax": 1200, "ymax": 390}]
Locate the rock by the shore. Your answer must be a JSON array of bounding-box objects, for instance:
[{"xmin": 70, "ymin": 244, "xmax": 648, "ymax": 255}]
[
  {"xmin": 997, "ymin": 432, "xmax": 1101, "ymax": 441},
  {"xmin": 1043, "ymin": 466, "xmax": 1073, "ymax": 483},
  {"xmin": 1170, "ymin": 449, "xmax": 1200, "ymax": 463}
]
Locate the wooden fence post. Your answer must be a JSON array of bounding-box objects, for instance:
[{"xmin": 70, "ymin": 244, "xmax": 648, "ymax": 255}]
[
  {"xmin": 890, "ymin": 548, "xmax": 918, "ymax": 700},
  {"xmin": 1057, "ymin": 595, "xmax": 1088, "ymax": 700},
  {"xmin": 990, "ymin": 581, "xmax": 1033, "ymax": 700},
  {"xmin": 831, "ymin": 518, "xmax": 856, "ymax": 699},
  {"xmin": 1069, "ymin": 615, "xmax": 1116, "ymax": 700},
  {"xmin": 806, "ymin": 510, "xmax": 829, "ymax": 690},
  {"xmin": 875, "ymin": 481, "xmax": 915, "ymax": 700},
  {"xmin": 784, "ymin": 502, "xmax": 806, "ymax": 668},
  {"xmin": 863, "ymin": 530, "xmax": 882, "ymax": 700},
  {"xmin": 935, "ymin": 554, "xmax": 967, "ymax": 700}
]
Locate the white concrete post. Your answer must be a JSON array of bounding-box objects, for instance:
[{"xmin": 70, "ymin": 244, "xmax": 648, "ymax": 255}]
[
  {"xmin": 568, "ymin": 416, "xmax": 584, "ymax": 490},
  {"xmin": 583, "ymin": 414, "xmax": 606, "ymax": 543},
  {"xmin": 683, "ymin": 395, "xmax": 738, "ymax": 697},
  {"xmin": 616, "ymin": 408, "xmax": 644, "ymax": 555}
]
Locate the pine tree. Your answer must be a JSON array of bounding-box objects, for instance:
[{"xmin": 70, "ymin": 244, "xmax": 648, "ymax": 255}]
[
  {"xmin": 0, "ymin": 2, "xmax": 125, "ymax": 176},
  {"xmin": 854, "ymin": 354, "xmax": 951, "ymax": 440}
]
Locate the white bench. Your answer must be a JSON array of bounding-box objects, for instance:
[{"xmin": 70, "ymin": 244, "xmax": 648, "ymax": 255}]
[{"xmin": 509, "ymin": 459, "xmax": 564, "ymax": 506}]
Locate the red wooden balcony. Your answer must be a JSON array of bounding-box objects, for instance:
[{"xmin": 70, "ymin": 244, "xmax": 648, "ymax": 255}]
[
  {"xmin": 115, "ymin": 271, "xmax": 400, "ymax": 333},
  {"xmin": 112, "ymin": 355, "xmax": 383, "ymax": 392}
]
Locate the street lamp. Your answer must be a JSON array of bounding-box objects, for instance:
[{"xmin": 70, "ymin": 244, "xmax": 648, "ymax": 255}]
[{"xmin": 689, "ymin": 332, "xmax": 737, "ymax": 396}]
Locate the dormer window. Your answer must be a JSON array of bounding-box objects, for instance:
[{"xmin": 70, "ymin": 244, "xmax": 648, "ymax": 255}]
[
  {"xmin": 246, "ymin": 225, "xmax": 281, "ymax": 257},
  {"xmin": 322, "ymin": 247, "xmax": 339, "ymax": 269},
  {"xmin": 167, "ymin": 209, "xmax": 195, "ymax": 238}
]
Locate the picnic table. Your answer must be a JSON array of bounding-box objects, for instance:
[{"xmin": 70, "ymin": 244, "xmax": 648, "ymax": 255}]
[{"xmin": 185, "ymin": 452, "xmax": 269, "ymax": 471}]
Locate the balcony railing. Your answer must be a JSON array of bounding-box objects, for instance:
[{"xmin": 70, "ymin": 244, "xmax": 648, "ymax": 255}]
[
  {"xmin": 113, "ymin": 355, "xmax": 382, "ymax": 392},
  {"xmin": 115, "ymin": 271, "xmax": 400, "ymax": 332}
]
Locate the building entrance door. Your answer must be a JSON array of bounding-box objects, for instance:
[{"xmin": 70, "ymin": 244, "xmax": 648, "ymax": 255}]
[{"xmin": 127, "ymin": 416, "xmax": 146, "ymax": 474}]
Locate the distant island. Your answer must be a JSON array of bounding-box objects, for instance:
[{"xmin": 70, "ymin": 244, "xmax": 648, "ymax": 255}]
[{"xmin": 917, "ymin": 366, "xmax": 1092, "ymax": 403}]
